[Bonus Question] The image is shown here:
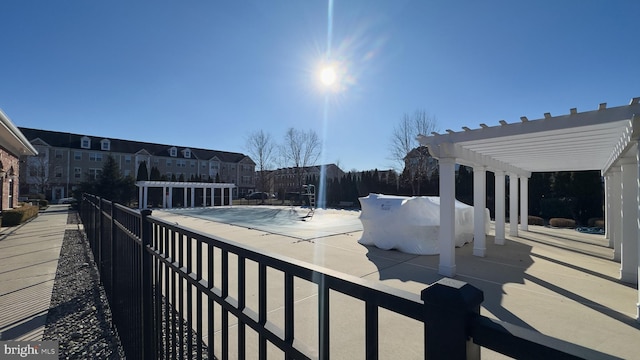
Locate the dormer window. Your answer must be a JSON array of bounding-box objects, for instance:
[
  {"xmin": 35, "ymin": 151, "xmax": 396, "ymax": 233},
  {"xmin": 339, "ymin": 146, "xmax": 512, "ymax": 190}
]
[
  {"xmin": 101, "ymin": 139, "xmax": 111, "ymax": 151},
  {"xmin": 184, "ymin": 149, "xmax": 191, "ymax": 158},
  {"xmin": 169, "ymin": 147, "xmax": 177, "ymax": 157},
  {"xmin": 81, "ymin": 136, "xmax": 91, "ymax": 149}
]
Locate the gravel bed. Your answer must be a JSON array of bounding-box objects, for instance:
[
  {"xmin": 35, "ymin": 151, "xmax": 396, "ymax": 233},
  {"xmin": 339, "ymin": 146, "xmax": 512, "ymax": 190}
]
[
  {"xmin": 43, "ymin": 211, "xmax": 125, "ymax": 359},
  {"xmin": 43, "ymin": 210, "xmax": 212, "ymax": 359}
]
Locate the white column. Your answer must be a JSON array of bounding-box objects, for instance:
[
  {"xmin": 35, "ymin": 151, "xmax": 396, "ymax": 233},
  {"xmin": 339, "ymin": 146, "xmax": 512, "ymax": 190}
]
[
  {"xmin": 228, "ymin": 187, "xmax": 233, "ymax": 206},
  {"xmin": 519, "ymin": 176, "xmax": 529, "ymax": 231},
  {"xmin": 191, "ymin": 186, "xmax": 196, "ymax": 208},
  {"xmin": 438, "ymin": 157, "xmax": 457, "ymax": 277},
  {"xmin": 183, "ymin": 187, "xmax": 187, "ymax": 207},
  {"xmin": 143, "ymin": 186, "xmax": 148, "ymax": 209},
  {"xmin": 138, "ymin": 185, "xmax": 143, "ymax": 209},
  {"xmin": 202, "ymin": 187, "xmax": 206, "ymax": 206},
  {"xmin": 494, "ymin": 171, "xmax": 506, "ymax": 245},
  {"xmin": 604, "ymin": 174, "xmax": 610, "ymax": 242},
  {"xmin": 610, "ymin": 167, "xmax": 622, "ymax": 261},
  {"xmin": 509, "ymin": 173, "xmax": 519, "ymax": 237},
  {"xmin": 620, "ymin": 160, "xmax": 638, "ymax": 284},
  {"xmin": 473, "ymin": 166, "xmax": 486, "ymax": 257},
  {"xmin": 162, "ymin": 186, "xmax": 167, "ymax": 208},
  {"xmin": 168, "ymin": 186, "xmax": 173, "ymax": 208},
  {"xmin": 636, "ymin": 145, "xmax": 640, "ymax": 321}
]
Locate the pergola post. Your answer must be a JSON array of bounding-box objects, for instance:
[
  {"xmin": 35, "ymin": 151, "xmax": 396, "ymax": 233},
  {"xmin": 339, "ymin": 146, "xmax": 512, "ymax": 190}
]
[
  {"xmin": 162, "ymin": 186, "xmax": 167, "ymax": 209},
  {"xmin": 519, "ymin": 176, "xmax": 529, "ymax": 231},
  {"xmin": 438, "ymin": 157, "xmax": 457, "ymax": 277},
  {"xmin": 610, "ymin": 167, "xmax": 622, "ymax": 261},
  {"xmin": 605, "ymin": 174, "xmax": 611, "ymax": 243},
  {"xmin": 620, "ymin": 160, "xmax": 638, "ymax": 284},
  {"xmin": 636, "ymin": 144, "xmax": 640, "ymax": 320},
  {"xmin": 473, "ymin": 166, "xmax": 486, "ymax": 257},
  {"xmin": 494, "ymin": 171, "xmax": 506, "ymax": 245},
  {"xmin": 509, "ymin": 173, "xmax": 518, "ymax": 237},
  {"xmin": 183, "ymin": 187, "xmax": 187, "ymax": 207},
  {"xmin": 138, "ymin": 185, "xmax": 144, "ymax": 209}
]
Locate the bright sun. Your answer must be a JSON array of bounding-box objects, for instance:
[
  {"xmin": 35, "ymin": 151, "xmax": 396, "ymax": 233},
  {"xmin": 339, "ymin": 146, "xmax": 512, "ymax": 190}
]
[{"xmin": 320, "ymin": 66, "xmax": 337, "ymax": 86}]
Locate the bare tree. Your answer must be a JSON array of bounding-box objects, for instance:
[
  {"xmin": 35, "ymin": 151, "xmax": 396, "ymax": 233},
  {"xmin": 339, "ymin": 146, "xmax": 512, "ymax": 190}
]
[
  {"xmin": 280, "ymin": 128, "xmax": 321, "ymax": 192},
  {"xmin": 245, "ymin": 130, "xmax": 275, "ymax": 193},
  {"xmin": 389, "ymin": 110, "xmax": 439, "ymax": 195},
  {"xmin": 26, "ymin": 150, "xmax": 51, "ymax": 196}
]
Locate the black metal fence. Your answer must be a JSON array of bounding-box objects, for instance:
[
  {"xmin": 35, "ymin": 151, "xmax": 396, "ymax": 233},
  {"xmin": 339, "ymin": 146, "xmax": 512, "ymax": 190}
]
[{"xmin": 80, "ymin": 194, "xmax": 618, "ymax": 359}]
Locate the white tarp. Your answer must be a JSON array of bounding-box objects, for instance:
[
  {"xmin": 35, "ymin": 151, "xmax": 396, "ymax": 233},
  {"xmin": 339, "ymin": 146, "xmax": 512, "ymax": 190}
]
[{"xmin": 358, "ymin": 193, "xmax": 488, "ymax": 255}]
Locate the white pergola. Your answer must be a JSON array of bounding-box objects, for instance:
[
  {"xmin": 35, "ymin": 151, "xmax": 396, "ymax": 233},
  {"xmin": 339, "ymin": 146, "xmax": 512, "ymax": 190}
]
[
  {"xmin": 136, "ymin": 181, "xmax": 235, "ymax": 209},
  {"xmin": 417, "ymin": 97, "xmax": 640, "ymax": 321}
]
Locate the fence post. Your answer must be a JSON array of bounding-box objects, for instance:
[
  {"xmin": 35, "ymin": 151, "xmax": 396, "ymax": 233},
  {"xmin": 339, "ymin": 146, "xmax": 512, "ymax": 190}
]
[
  {"xmin": 421, "ymin": 278, "xmax": 484, "ymax": 360},
  {"xmin": 140, "ymin": 209, "xmax": 154, "ymax": 360},
  {"xmin": 98, "ymin": 199, "xmax": 103, "ymax": 277},
  {"xmin": 109, "ymin": 203, "xmax": 116, "ymax": 301}
]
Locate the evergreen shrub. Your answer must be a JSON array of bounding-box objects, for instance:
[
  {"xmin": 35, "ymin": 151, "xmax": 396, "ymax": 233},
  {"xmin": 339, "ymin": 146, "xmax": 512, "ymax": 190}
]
[
  {"xmin": 549, "ymin": 218, "xmax": 576, "ymax": 228},
  {"xmin": 588, "ymin": 218, "xmax": 604, "ymax": 228},
  {"xmin": 528, "ymin": 216, "xmax": 544, "ymax": 226},
  {"xmin": 2, "ymin": 204, "xmax": 40, "ymax": 226}
]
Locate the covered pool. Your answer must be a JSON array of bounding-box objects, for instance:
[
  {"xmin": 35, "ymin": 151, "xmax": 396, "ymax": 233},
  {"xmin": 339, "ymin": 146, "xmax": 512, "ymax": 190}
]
[{"xmin": 162, "ymin": 206, "xmax": 363, "ymax": 240}]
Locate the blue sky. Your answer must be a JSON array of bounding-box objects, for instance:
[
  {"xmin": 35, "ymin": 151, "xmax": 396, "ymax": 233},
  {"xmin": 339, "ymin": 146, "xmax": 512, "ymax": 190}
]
[{"xmin": 1, "ymin": 0, "xmax": 639, "ymax": 172}]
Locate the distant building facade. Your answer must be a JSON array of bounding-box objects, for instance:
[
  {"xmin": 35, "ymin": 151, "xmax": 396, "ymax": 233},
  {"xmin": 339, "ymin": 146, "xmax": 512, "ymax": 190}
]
[
  {"xmin": 262, "ymin": 163, "xmax": 345, "ymax": 196},
  {"xmin": 18, "ymin": 128, "xmax": 255, "ymax": 202},
  {"xmin": 0, "ymin": 111, "xmax": 38, "ymax": 210}
]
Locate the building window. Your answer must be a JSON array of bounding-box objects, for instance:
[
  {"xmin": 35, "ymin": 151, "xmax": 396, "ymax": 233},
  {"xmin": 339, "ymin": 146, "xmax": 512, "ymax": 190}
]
[
  {"xmin": 242, "ymin": 175, "xmax": 250, "ymax": 184},
  {"xmin": 74, "ymin": 151, "xmax": 82, "ymax": 160},
  {"xmin": 124, "ymin": 169, "xmax": 131, "ymax": 177},
  {"xmin": 88, "ymin": 168, "xmax": 102, "ymax": 180},
  {"xmin": 74, "ymin": 167, "xmax": 81, "ymax": 179},
  {"xmin": 184, "ymin": 149, "xmax": 191, "ymax": 158},
  {"xmin": 177, "ymin": 160, "xmax": 186, "ymax": 168},
  {"xmin": 190, "ymin": 161, "xmax": 195, "ymax": 168},
  {"xmin": 89, "ymin": 153, "xmax": 103, "ymax": 162},
  {"xmin": 55, "ymin": 167, "xmax": 63, "ymax": 178},
  {"xmin": 81, "ymin": 136, "xmax": 91, "ymax": 149},
  {"xmin": 125, "ymin": 155, "xmax": 131, "ymax": 164},
  {"xmin": 55, "ymin": 150, "xmax": 63, "ymax": 159},
  {"xmin": 101, "ymin": 139, "xmax": 111, "ymax": 151},
  {"xmin": 169, "ymin": 147, "xmax": 177, "ymax": 157},
  {"xmin": 166, "ymin": 159, "xmax": 172, "ymax": 167}
]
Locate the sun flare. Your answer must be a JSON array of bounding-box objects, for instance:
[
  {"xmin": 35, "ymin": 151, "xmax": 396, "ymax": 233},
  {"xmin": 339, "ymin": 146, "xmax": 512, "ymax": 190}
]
[{"xmin": 320, "ymin": 66, "xmax": 337, "ymax": 86}]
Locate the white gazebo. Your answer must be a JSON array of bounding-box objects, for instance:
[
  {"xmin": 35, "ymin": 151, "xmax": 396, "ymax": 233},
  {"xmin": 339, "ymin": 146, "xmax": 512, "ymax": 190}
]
[
  {"xmin": 136, "ymin": 181, "xmax": 235, "ymax": 209},
  {"xmin": 417, "ymin": 97, "xmax": 640, "ymax": 321}
]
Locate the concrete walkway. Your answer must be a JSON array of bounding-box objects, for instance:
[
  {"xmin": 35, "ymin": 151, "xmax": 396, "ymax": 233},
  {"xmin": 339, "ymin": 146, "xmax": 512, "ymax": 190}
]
[{"xmin": 0, "ymin": 205, "xmax": 70, "ymax": 341}]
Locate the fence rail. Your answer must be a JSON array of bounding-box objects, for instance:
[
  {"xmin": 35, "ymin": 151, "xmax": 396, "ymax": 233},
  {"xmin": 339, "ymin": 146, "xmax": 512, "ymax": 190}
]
[{"xmin": 79, "ymin": 194, "xmax": 617, "ymax": 359}]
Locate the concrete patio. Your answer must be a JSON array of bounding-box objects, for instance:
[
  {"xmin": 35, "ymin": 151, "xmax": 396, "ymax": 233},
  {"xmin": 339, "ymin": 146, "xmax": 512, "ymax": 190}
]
[{"xmin": 153, "ymin": 209, "xmax": 640, "ymax": 359}]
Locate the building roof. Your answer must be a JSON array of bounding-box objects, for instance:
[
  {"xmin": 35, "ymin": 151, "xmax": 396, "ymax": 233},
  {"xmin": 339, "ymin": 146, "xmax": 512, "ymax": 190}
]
[
  {"xmin": 18, "ymin": 127, "xmax": 252, "ymax": 164},
  {"xmin": 417, "ymin": 97, "xmax": 640, "ymax": 176},
  {"xmin": 0, "ymin": 110, "xmax": 38, "ymax": 157}
]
